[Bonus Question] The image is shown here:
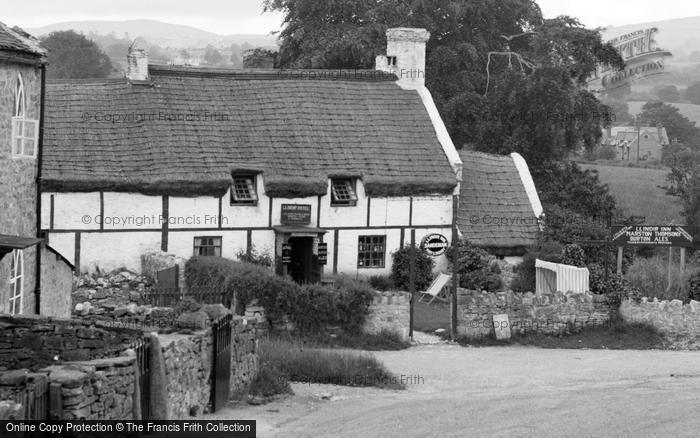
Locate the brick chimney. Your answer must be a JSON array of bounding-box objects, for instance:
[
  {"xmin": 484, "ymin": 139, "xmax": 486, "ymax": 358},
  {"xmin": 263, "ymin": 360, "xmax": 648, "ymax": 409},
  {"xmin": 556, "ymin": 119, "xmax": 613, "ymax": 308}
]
[
  {"xmin": 127, "ymin": 38, "xmax": 148, "ymax": 81},
  {"xmin": 375, "ymin": 28, "xmax": 430, "ymax": 88}
]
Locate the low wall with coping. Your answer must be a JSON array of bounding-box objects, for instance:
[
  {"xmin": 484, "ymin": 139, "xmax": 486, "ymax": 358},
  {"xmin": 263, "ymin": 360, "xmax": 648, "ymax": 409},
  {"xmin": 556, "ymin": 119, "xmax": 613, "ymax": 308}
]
[
  {"xmin": 621, "ymin": 298, "xmax": 700, "ymax": 343},
  {"xmin": 456, "ymin": 289, "xmax": 612, "ymax": 338},
  {"xmin": 363, "ymin": 292, "xmax": 410, "ymax": 340}
]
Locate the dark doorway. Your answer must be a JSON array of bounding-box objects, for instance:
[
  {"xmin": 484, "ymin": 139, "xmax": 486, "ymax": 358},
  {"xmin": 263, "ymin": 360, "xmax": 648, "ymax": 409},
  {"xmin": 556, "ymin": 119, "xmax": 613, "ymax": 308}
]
[{"xmin": 288, "ymin": 236, "xmax": 316, "ymax": 284}]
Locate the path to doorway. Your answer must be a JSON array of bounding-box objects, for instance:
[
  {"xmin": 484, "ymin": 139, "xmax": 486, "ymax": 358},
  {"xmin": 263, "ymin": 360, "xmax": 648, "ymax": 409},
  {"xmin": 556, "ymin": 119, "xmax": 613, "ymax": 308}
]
[{"xmin": 205, "ymin": 344, "xmax": 700, "ymax": 437}]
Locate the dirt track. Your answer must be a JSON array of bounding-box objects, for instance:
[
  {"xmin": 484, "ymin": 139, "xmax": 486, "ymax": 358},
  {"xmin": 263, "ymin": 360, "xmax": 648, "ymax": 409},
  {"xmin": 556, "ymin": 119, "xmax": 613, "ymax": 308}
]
[{"xmin": 206, "ymin": 344, "xmax": 700, "ymax": 437}]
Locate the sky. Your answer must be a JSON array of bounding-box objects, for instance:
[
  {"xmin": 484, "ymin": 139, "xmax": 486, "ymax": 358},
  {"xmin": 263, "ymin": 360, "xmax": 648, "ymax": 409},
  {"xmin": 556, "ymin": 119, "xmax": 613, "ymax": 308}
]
[{"xmin": 5, "ymin": 0, "xmax": 700, "ymax": 35}]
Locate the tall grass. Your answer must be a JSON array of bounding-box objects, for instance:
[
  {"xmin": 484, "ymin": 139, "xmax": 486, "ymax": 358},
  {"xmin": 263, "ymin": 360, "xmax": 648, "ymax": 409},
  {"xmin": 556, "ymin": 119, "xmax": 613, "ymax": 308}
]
[
  {"xmin": 258, "ymin": 337, "xmax": 405, "ymax": 390},
  {"xmin": 625, "ymin": 254, "xmax": 700, "ymax": 301}
]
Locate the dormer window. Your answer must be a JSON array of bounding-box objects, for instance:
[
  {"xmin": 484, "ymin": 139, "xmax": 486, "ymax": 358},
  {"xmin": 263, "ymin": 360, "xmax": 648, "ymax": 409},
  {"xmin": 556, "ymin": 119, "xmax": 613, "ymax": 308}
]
[
  {"xmin": 231, "ymin": 175, "xmax": 258, "ymax": 205},
  {"xmin": 11, "ymin": 74, "xmax": 38, "ymax": 159},
  {"xmin": 387, "ymin": 56, "xmax": 397, "ymax": 66},
  {"xmin": 331, "ymin": 178, "xmax": 358, "ymax": 206}
]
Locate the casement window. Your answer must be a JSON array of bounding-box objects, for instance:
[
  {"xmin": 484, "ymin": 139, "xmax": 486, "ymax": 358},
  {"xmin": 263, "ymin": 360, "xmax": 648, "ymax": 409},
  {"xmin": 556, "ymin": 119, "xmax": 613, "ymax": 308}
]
[
  {"xmin": 357, "ymin": 235, "xmax": 386, "ymax": 268},
  {"xmin": 8, "ymin": 250, "xmax": 24, "ymax": 315},
  {"xmin": 330, "ymin": 178, "xmax": 358, "ymax": 206},
  {"xmin": 11, "ymin": 74, "xmax": 38, "ymax": 159},
  {"xmin": 231, "ymin": 175, "xmax": 258, "ymax": 205},
  {"xmin": 193, "ymin": 236, "xmax": 222, "ymax": 257}
]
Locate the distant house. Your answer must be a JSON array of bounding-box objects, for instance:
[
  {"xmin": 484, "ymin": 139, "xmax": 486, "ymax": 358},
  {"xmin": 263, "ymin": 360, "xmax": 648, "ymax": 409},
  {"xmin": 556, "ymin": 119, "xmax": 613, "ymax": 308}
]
[
  {"xmin": 0, "ymin": 22, "xmax": 72, "ymax": 317},
  {"xmin": 40, "ymin": 29, "xmax": 462, "ymax": 282},
  {"xmin": 602, "ymin": 126, "xmax": 669, "ymax": 161},
  {"xmin": 456, "ymin": 150, "xmax": 542, "ymax": 261}
]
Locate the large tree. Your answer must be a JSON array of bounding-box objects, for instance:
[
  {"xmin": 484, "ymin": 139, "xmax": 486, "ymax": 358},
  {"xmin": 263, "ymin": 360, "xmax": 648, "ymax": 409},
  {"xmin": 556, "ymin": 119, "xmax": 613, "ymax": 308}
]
[
  {"xmin": 264, "ymin": 0, "xmax": 623, "ymax": 163},
  {"xmin": 637, "ymin": 101, "xmax": 700, "ymax": 145},
  {"xmin": 41, "ymin": 30, "xmax": 113, "ymax": 79}
]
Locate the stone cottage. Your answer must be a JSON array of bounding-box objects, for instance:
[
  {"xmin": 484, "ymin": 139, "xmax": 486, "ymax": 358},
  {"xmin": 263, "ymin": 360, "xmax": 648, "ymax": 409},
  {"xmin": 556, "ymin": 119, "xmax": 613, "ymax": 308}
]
[
  {"xmin": 40, "ymin": 29, "xmax": 463, "ymax": 282},
  {"xmin": 602, "ymin": 125, "xmax": 669, "ymax": 161},
  {"xmin": 0, "ymin": 22, "xmax": 73, "ymax": 317},
  {"xmin": 456, "ymin": 150, "xmax": 542, "ymax": 264}
]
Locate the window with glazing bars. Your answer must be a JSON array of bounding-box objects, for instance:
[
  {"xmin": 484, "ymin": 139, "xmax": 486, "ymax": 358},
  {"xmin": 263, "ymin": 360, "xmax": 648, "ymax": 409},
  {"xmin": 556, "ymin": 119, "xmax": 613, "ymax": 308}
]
[
  {"xmin": 193, "ymin": 236, "xmax": 222, "ymax": 257},
  {"xmin": 357, "ymin": 235, "xmax": 386, "ymax": 268},
  {"xmin": 231, "ymin": 176, "xmax": 258, "ymax": 204},
  {"xmin": 331, "ymin": 179, "xmax": 357, "ymax": 206}
]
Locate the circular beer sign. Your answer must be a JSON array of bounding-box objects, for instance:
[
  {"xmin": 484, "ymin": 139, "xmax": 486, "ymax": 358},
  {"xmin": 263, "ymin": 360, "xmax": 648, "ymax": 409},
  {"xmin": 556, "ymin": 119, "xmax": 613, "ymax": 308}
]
[{"xmin": 421, "ymin": 233, "xmax": 448, "ymax": 256}]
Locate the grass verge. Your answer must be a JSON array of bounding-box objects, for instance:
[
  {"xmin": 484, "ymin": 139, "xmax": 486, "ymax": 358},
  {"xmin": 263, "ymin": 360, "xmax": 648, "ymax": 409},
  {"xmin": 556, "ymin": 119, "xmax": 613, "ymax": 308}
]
[
  {"xmin": 255, "ymin": 337, "xmax": 406, "ymax": 392},
  {"xmin": 273, "ymin": 329, "xmax": 411, "ymax": 351}
]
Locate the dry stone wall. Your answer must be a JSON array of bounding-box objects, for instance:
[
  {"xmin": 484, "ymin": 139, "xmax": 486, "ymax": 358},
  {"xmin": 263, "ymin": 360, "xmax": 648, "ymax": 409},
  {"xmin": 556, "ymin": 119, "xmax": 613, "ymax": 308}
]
[
  {"xmin": 230, "ymin": 318, "xmax": 259, "ymax": 397},
  {"xmin": 0, "ymin": 314, "xmax": 143, "ymax": 370},
  {"xmin": 621, "ymin": 298, "xmax": 700, "ymax": 346},
  {"xmin": 457, "ymin": 288, "xmax": 612, "ymax": 338},
  {"xmin": 363, "ymin": 292, "xmax": 410, "ymax": 340}
]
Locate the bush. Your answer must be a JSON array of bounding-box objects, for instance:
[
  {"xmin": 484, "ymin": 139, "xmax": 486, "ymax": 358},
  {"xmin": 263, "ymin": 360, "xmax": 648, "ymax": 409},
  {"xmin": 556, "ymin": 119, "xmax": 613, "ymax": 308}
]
[
  {"xmin": 248, "ymin": 362, "xmax": 292, "ymax": 398},
  {"xmin": 235, "ymin": 245, "xmax": 273, "ymax": 267},
  {"xmin": 589, "ymin": 263, "xmax": 641, "ymax": 309},
  {"xmin": 561, "ymin": 244, "xmax": 586, "ymax": 267},
  {"xmin": 368, "ymin": 274, "xmax": 394, "ymax": 291},
  {"xmin": 390, "ymin": 245, "xmax": 435, "ymax": 291},
  {"xmin": 446, "ymin": 240, "xmax": 503, "ymax": 291}
]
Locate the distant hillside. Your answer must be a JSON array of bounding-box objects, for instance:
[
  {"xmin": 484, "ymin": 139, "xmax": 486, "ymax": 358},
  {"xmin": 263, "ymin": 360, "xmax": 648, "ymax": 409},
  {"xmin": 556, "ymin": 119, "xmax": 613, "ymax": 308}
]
[
  {"xmin": 579, "ymin": 163, "xmax": 683, "ymax": 224},
  {"xmin": 627, "ymin": 101, "xmax": 700, "ymax": 126},
  {"xmin": 26, "ymin": 19, "xmax": 278, "ymax": 49},
  {"xmin": 603, "ymin": 16, "xmax": 700, "ymax": 61}
]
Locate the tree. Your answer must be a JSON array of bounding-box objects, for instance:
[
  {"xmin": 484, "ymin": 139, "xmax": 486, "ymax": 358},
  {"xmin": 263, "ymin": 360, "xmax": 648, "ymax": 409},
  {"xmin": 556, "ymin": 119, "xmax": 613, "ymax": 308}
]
[
  {"xmin": 685, "ymin": 82, "xmax": 700, "ymax": 105},
  {"xmin": 264, "ymin": 0, "xmax": 623, "ymax": 165},
  {"xmin": 203, "ymin": 45, "xmax": 224, "ymax": 66},
  {"xmin": 653, "ymin": 84, "xmax": 681, "ymax": 103},
  {"xmin": 41, "ymin": 30, "xmax": 113, "ymax": 79},
  {"xmin": 637, "ymin": 101, "xmax": 700, "ymax": 145},
  {"xmin": 664, "ymin": 147, "xmax": 700, "ymax": 230},
  {"xmin": 243, "ymin": 48, "xmax": 278, "ymax": 68}
]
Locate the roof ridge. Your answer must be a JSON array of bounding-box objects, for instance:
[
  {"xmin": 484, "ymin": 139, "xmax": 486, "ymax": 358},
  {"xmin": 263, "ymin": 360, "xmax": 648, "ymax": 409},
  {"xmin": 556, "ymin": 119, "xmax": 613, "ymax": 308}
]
[{"xmin": 149, "ymin": 64, "xmax": 398, "ymax": 82}]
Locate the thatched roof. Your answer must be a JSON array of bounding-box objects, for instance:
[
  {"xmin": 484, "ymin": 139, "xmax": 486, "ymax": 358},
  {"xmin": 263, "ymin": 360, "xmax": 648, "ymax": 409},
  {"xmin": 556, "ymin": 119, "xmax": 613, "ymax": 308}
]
[
  {"xmin": 0, "ymin": 22, "xmax": 46, "ymax": 61},
  {"xmin": 41, "ymin": 65, "xmax": 457, "ymax": 198},
  {"xmin": 457, "ymin": 151, "xmax": 539, "ymax": 252}
]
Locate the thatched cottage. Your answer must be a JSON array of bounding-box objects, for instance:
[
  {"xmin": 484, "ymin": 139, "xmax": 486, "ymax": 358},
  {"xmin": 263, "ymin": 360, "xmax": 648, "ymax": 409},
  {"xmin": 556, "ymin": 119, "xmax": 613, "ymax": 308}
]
[
  {"xmin": 0, "ymin": 22, "xmax": 73, "ymax": 317},
  {"xmin": 40, "ymin": 28, "xmax": 463, "ymax": 282},
  {"xmin": 456, "ymin": 150, "xmax": 542, "ymax": 262}
]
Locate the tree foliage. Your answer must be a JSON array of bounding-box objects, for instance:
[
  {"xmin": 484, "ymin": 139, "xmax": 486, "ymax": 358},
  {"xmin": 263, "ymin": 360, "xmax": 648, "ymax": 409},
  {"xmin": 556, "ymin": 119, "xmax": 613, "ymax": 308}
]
[
  {"xmin": 264, "ymin": 0, "xmax": 624, "ymax": 164},
  {"xmin": 203, "ymin": 45, "xmax": 224, "ymax": 66},
  {"xmin": 41, "ymin": 30, "xmax": 113, "ymax": 79},
  {"xmin": 637, "ymin": 100, "xmax": 700, "ymax": 145}
]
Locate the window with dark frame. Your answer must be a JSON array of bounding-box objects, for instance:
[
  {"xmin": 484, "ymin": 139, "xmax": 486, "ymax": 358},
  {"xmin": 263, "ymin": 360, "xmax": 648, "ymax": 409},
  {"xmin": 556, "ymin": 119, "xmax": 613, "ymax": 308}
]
[
  {"xmin": 193, "ymin": 236, "xmax": 222, "ymax": 257},
  {"xmin": 330, "ymin": 178, "xmax": 358, "ymax": 206},
  {"xmin": 231, "ymin": 175, "xmax": 258, "ymax": 205},
  {"xmin": 357, "ymin": 235, "xmax": 386, "ymax": 268}
]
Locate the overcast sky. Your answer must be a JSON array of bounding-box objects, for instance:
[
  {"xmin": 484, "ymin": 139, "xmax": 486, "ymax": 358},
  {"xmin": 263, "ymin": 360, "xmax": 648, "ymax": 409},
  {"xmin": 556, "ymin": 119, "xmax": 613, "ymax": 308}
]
[{"xmin": 5, "ymin": 0, "xmax": 700, "ymax": 35}]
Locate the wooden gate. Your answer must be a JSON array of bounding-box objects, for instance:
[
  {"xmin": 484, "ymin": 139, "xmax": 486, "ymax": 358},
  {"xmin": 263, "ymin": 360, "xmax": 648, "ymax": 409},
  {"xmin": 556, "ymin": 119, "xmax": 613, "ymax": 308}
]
[
  {"xmin": 133, "ymin": 337, "xmax": 152, "ymax": 420},
  {"xmin": 211, "ymin": 314, "xmax": 232, "ymax": 412},
  {"xmin": 14, "ymin": 375, "xmax": 50, "ymax": 420}
]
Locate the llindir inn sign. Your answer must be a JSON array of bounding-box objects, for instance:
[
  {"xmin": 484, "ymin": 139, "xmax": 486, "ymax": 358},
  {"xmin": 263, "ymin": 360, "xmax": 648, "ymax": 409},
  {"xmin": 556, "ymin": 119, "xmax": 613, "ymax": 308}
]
[{"xmin": 611, "ymin": 225, "xmax": 694, "ymax": 247}]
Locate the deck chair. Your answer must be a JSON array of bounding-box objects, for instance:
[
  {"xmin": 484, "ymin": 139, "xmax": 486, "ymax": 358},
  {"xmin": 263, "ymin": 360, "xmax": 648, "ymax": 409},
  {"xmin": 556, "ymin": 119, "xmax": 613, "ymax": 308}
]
[{"xmin": 418, "ymin": 273, "xmax": 452, "ymax": 304}]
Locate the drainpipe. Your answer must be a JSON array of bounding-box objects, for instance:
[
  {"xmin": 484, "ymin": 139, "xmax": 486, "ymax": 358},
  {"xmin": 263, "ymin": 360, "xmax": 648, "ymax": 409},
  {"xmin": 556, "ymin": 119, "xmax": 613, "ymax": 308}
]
[{"xmin": 35, "ymin": 62, "xmax": 46, "ymax": 315}]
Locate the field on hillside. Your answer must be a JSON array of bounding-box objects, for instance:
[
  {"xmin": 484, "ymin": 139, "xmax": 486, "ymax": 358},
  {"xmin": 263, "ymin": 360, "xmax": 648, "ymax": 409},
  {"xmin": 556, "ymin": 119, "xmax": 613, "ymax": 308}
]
[
  {"xmin": 627, "ymin": 101, "xmax": 700, "ymax": 125},
  {"xmin": 579, "ymin": 163, "xmax": 684, "ymax": 224}
]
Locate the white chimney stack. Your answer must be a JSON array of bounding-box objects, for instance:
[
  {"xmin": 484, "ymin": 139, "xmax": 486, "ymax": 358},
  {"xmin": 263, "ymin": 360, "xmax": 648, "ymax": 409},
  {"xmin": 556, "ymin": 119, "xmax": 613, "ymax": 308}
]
[
  {"xmin": 376, "ymin": 28, "xmax": 430, "ymax": 89},
  {"xmin": 127, "ymin": 38, "xmax": 149, "ymax": 81}
]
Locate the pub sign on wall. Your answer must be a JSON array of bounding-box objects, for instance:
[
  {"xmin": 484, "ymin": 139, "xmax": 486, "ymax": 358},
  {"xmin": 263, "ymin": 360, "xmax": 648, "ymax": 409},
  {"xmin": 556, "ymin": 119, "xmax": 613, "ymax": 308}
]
[{"xmin": 281, "ymin": 204, "xmax": 312, "ymax": 225}]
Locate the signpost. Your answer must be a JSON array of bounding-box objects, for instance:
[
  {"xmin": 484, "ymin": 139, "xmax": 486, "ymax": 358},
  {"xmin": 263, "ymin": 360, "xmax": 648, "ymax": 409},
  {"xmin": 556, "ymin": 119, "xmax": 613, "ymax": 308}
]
[{"xmin": 281, "ymin": 204, "xmax": 312, "ymax": 225}]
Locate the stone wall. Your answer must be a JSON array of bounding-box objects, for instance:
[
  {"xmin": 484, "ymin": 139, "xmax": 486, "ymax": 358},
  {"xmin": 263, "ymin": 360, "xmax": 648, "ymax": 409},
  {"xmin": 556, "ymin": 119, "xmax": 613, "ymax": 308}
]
[
  {"xmin": 159, "ymin": 330, "xmax": 212, "ymax": 418},
  {"xmin": 40, "ymin": 245, "xmax": 73, "ymax": 318},
  {"xmin": 230, "ymin": 317, "xmax": 259, "ymax": 397},
  {"xmin": 0, "ymin": 356, "xmax": 137, "ymax": 420},
  {"xmin": 621, "ymin": 298, "xmax": 700, "ymax": 345},
  {"xmin": 363, "ymin": 291, "xmax": 410, "ymax": 340},
  {"xmin": 0, "ymin": 314, "xmax": 144, "ymax": 370},
  {"xmin": 0, "ymin": 61, "xmax": 42, "ymax": 316},
  {"xmin": 456, "ymin": 288, "xmax": 612, "ymax": 338}
]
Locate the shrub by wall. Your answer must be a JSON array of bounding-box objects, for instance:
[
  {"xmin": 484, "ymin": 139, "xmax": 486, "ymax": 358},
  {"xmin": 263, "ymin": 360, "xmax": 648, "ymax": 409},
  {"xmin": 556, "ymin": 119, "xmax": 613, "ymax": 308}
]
[
  {"xmin": 447, "ymin": 240, "xmax": 503, "ymax": 291},
  {"xmin": 390, "ymin": 246, "xmax": 434, "ymax": 291}
]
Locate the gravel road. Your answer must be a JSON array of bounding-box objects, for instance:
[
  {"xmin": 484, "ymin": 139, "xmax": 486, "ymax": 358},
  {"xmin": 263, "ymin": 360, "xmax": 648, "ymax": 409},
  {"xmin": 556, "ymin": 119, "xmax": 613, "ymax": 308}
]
[{"xmin": 205, "ymin": 344, "xmax": 700, "ymax": 437}]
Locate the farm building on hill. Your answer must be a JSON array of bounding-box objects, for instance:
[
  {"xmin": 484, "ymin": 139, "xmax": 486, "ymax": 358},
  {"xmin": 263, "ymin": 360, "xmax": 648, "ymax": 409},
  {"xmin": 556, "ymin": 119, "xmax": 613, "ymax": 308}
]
[
  {"xmin": 39, "ymin": 29, "xmax": 463, "ymax": 282},
  {"xmin": 0, "ymin": 22, "xmax": 72, "ymax": 317},
  {"xmin": 601, "ymin": 125, "xmax": 669, "ymax": 161},
  {"xmin": 456, "ymin": 150, "xmax": 542, "ymax": 261}
]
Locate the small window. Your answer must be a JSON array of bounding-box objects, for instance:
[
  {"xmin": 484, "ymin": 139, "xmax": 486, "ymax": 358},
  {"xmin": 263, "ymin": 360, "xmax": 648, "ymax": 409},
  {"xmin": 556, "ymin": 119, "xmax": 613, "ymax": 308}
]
[
  {"xmin": 387, "ymin": 56, "xmax": 397, "ymax": 66},
  {"xmin": 231, "ymin": 175, "xmax": 258, "ymax": 205},
  {"xmin": 11, "ymin": 74, "xmax": 38, "ymax": 159},
  {"xmin": 358, "ymin": 235, "xmax": 386, "ymax": 268},
  {"xmin": 194, "ymin": 236, "xmax": 222, "ymax": 257},
  {"xmin": 331, "ymin": 179, "xmax": 358, "ymax": 206},
  {"xmin": 9, "ymin": 250, "xmax": 24, "ymax": 315}
]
